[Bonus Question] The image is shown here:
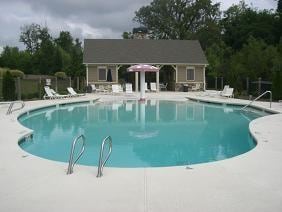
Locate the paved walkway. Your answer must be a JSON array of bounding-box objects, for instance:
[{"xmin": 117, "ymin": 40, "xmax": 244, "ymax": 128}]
[{"xmin": 0, "ymin": 92, "xmax": 282, "ymax": 212}]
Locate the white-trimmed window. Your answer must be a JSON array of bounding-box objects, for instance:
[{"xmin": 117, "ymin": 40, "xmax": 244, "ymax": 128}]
[
  {"xmin": 98, "ymin": 66, "xmax": 107, "ymax": 81},
  {"xmin": 186, "ymin": 67, "xmax": 195, "ymax": 81}
]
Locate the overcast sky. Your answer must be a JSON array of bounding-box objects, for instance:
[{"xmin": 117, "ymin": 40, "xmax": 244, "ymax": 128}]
[{"xmin": 0, "ymin": 0, "xmax": 277, "ymax": 51}]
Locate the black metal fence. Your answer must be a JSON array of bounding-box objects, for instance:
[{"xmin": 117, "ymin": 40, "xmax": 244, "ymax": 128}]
[{"xmin": 206, "ymin": 76, "xmax": 272, "ymax": 96}]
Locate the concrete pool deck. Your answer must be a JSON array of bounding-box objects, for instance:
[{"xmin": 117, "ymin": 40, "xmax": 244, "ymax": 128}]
[{"xmin": 0, "ymin": 91, "xmax": 282, "ymax": 212}]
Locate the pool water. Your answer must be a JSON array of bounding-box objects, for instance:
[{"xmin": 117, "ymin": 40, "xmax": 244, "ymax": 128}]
[{"xmin": 18, "ymin": 100, "xmax": 268, "ymax": 167}]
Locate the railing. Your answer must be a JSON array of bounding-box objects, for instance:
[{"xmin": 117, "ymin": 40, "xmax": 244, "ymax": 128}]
[
  {"xmin": 6, "ymin": 101, "xmax": 25, "ymax": 115},
  {"xmin": 67, "ymin": 135, "xmax": 86, "ymax": 175},
  {"xmin": 97, "ymin": 136, "xmax": 112, "ymax": 178},
  {"xmin": 241, "ymin": 91, "xmax": 272, "ymax": 110}
]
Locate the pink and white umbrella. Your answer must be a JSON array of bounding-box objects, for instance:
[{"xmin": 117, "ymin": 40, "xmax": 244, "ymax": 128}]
[{"xmin": 127, "ymin": 64, "xmax": 159, "ymax": 100}]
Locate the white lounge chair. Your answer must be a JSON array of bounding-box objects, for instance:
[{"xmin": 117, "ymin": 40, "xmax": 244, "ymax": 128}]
[
  {"xmin": 125, "ymin": 83, "xmax": 133, "ymax": 94},
  {"xmin": 67, "ymin": 87, "xmax": 85, "ymax": 97},
  {"xmin": 191, "ymin": 83, "xmax": 201, "ymax": 91},
  {"xmin": 43, "ymin": 86, "xmax": 56, "ymax": 99},
  {"xmin": 150, "ymin": 82, "xmax": 157, "ymax": 92},
  {"xmin": 220, "ymin": 85, "xmax": 229, "ymax": 96},
  {"xmin": 50, "ymin": 88, "xmax": 70, "ymax": 98},
  {"xmin": 91, "ymin": 84, "xmax": 107, "ymax": 93},
  {"xmin": 221, "ymin": 88, "xmax": 234, "ymax": 98},
  {"xmin": 118, "ymin": 84, "xmax": 123, "ymax": 92},
  {"xmin": 112, "ymin": 84, "xmax": 122, "ymax": 94}
]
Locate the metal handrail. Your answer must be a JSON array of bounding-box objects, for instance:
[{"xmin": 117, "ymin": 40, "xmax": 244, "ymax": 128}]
[
  {"xmin": 97, "ymin": 136, "xmax": 112, "ymax": 178},
  {"xmin": 6, "ymin": 101, "xmax": 25, "ymax": 115},
  {"xmin": 241, "ymin": 90, "xmax": 272, "ymax": 110},
  {"xmin": 67, "ymin": 135, "xmax": 86, "ymax": 175}
]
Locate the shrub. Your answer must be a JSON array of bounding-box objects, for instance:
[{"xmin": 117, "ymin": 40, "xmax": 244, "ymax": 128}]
[
  {"xmin": 10, "ymin": 69, "xmax": 25, "ymax": 79},
  {"xmin": 2, "ymin": 71, "xmax": 16, "ymax": 101},
  {"xmin": 0, "ymin": 68, "xmax": 25, "ymax": 79},
  {"xmin": 0, "ymin": 67, "xmax": 9, "ymax": 78},
  {"xmin": 54, "ymin": 71, "xmax": 67, "ymax": 79}
]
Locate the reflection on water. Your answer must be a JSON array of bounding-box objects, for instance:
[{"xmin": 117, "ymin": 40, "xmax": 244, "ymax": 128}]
[{"xmin": 19, "ymin": 100, "xmax": 267, "ymax": 167}]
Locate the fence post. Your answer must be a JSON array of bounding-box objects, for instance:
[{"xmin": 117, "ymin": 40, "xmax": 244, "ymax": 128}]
[
  {"xmin": 69, "ymin": 77, "xmax": 72, "ymax": 88},
  {"xmin": 246, "ymin": 77, "xmax": 249, "ymax": 94},
  {"xmin": 17, "ymin": 77, "xmax": 21, "ymax": 100},
  {"xmin": 221, "ymin": 77, "xmax": 223, "ymax": 90},
  {"xmin": 55, "ymin": 77, "xmax": 58, "ymax": 92},
  {"xmin": 39, "ymin": 77, "xmax": 42, "ymax": 99},
  {"xmin": 258, "ymin": 77, "xmax": 261, "ymax": 95},
  {"xmin": 76, "ymin": 77, "xmax": 79, "ymax": 90},
  {"xmin": 215, "ymin": 77, "xmax": 217, "ymax": 90}
]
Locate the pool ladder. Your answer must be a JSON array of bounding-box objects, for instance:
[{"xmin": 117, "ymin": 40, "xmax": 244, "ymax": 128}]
[
  {"xmin": 67, "ymin": 135, "xmax": 86, "ymax": 175},
  {"xmin": 241, "ymin": 90, "xmax": 272, "ymax": 110},
  {"xmin": 6, "ymin": 101, "xmax": 25, "ymax": 115},
  {"xmin": 67, "ymin": 134, "xmax": 112, "ymax": 177},
  {"xmin": 97, "ymin": 136, "xmax": 112, "ymax": 178}
]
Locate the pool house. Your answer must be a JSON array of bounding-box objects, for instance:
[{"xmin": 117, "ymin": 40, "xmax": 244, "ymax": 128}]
[{"xmin": 83, "ymin": 39, "xmax": 208, "ymax": 91}]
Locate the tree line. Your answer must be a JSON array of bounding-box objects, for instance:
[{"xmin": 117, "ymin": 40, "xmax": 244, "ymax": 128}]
[
  {"xmin": 0, "ymin": 23, "xmax": 84, "ymax": 77},
  {"xmin": 124, "ymin": 0, "xmax": 282, "ymax": 99}
]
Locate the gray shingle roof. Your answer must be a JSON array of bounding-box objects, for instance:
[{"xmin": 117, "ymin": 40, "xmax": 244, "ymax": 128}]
[{"xmin": 83, "ymin": 39, "xmax": 208, "ymax": 65}]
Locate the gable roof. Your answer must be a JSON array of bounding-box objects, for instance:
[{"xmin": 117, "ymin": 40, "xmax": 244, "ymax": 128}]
[{"xmin": 83, "ymin": 39, "xmax": 208, "ymax": 65}]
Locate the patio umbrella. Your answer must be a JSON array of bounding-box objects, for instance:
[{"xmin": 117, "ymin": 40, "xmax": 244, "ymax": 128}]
[
  {"xmin": 107, "ymin": 69, "xmax": 112, "ymax": 82},
  {"xmin": 127, "ymin": 64, "xmax": 159, "ymax": 100}
]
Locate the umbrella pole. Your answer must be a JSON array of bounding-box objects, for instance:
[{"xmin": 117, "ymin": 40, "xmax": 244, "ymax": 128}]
[{"xmin": 140, "ymin": 71, "xmax": 145, "ymax": 100}]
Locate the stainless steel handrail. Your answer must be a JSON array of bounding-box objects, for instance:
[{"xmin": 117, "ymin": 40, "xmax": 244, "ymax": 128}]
[
  {"xmin": 67, "ymin": 135, "xmax": 86, "ymax": 175},
  {"xmin": 241, "ymin": 90, "xmax": 272, "ymax": 110},
  {"xmin": 6, "ymin": 101, "xmax": 25, "ymax": 115},
  {"xmin": 97, "ymin": 136, "xmax": 112, "ymax": 178}
]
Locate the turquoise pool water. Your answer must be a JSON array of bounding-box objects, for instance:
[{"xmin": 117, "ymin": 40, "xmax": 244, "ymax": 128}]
[{"xmin": 18, "ymin": 100, "xmax": 268, "ymax": 167}]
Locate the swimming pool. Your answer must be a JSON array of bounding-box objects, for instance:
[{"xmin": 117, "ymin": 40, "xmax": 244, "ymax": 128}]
[{"xmin": 18, "ymin": 100, "xmax": 268, "ymax": 167}]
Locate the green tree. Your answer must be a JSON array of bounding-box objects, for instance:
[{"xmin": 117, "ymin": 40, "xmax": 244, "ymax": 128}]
[
  {"xmin": 122, "ymin": 31, "xmax": 133, "ymax": 39},
  {"xmin": 278, "ymin": 0, "xmax": 282, "ymax": 13},
  {"xmin": 69, "ymin": 38, "xmax": 85, "ymax": 77},
  {"xmin": 55, "ymin": 31, "xmax": 74, "ymax": 53},
  {"xmin": 205, "ymin": 41, "xmax": 232, "ymax": 77},
  {"xmin": 228, "ymin": 37, "xmax": 278, "ymax": 92},
  {"xmin": 221, "ymin": 2, "xmax": 277, "ymax": 49},
  {"xmin": 2, "ymin": 71, "xmax": 16, "ymax": 101},
  {"xmin": 19, "ymin": 23, "xmax": 42, "ymax": 54},
  {"xmin": 134, "ymin": 0, "xmax": 221, "ymax": 48}
]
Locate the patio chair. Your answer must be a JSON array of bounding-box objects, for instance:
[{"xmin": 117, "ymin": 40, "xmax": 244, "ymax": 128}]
[
  {"xmin": 125, "ymin": 83, "xmax": 133, "ymax": 94},
  {"xmin": 159, "ymin": 83, "xmax": 168, "ymax": 91},
  {"xmin": 220, "ymin": 85, "xmax": 229, "ymax": 96},
  {"xmin": 67, "ymin": 87, "xmax": 85, "ymax": 97},
  {"xmin": 91, "ymin": 84, "xmax": 107, "ymax": 93},
  {"xmin": 118, "ymin": 84, "xmax": 123, "ymax": 92},
  {"xmin": 50, "ymin": 88, "xmax": 70, "ymax": 99},
  {"xmin": 221, "ymin": 88, "xmax": 234, "ymax": 98},
  {"xmin": 112, "ymin": 84, "xmax": 122, "ymax": 94},
  {"xmin": 43, "ymin": 86, "xmax": 56, "ymax": 99},
  {"xmin": 191, "ymin": 83, "xmax": 201, "ymax": 91},
  {"xmin": 150, "ymin": 82, "xmax": 157, "ymax": 92}
]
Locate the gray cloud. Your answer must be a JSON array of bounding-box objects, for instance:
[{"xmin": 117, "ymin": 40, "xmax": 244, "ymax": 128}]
[{"xmin": 0, "ymin": 0, "xmax": 277, "ymax": 50}]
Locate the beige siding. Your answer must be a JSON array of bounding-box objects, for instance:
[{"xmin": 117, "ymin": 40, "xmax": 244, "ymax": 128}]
[
  {"xmin": 177, "ymin": 65, "xmax": 204, "ymax": 83},
  {"xmin": 88, "ymin": 65, "xmax": 98, "ymax": 83},
  {"xmin": 87, "ymin": 65, "xmax": 118, "ymax": 84}
]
